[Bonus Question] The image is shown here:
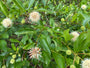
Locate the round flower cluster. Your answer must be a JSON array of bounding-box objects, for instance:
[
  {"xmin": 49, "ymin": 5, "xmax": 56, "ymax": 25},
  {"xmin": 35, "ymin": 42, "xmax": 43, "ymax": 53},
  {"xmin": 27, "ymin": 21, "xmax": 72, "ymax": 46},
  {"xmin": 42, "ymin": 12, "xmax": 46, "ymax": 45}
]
[
  {"xmin": 82, "ymin": 58, "xmax": 90, "ymax": 68},
  {"xmin": 70, "ymin": 31, "xmax": 79, "ymax": 41},
  {"xmin": 81, "ymin": 5, "xmax": 87, "ymax": 10},
  {"xmin": 2, "ymin": 65, "xmax": 6, "ymax": 68},
  {"xmin": 29, "ymin": 11, "xmax": 40, "ymax": 22},
  {"xmin": 10, "ymin": 59, "xmax": 15, "ymax": 64},
  {"xmin": 66, "ymin": 50, "xmax": 72, "ymax": 55},
  {"xmin": 61, "ymin": 18, "xmax": 65, "ymax": 22},
  {"xmin": 28, "ymin": 47, "xmax": 41, "ymax": 59},
  {"xmin": 2, "ymin": 11, "xmax": 40, "ymax": 28},
  {"xmin": 10, "ymin": 54, "xmax": 16, "ymax": 64},
  {"xmin": 12, "ymin": 54, "xmax": 16, "ymax": 59},
  {"xmin": 81, "ymin": 26, "xmax": 85, "ymax": 31},
  {"xmin": 70, "ymin": 65, "xmax": 76, "ymax": 68},
  {"xmin": 2, "ymin": 18, "xmax": 12, "ymax": 28}
]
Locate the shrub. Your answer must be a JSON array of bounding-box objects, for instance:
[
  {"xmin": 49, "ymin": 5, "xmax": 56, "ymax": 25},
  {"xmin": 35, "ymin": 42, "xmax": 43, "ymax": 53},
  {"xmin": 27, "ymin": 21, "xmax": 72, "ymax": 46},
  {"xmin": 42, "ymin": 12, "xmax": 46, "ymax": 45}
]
[{"xmin": 0, "ymin": 0, "xmax": 90, "ymax": 68}]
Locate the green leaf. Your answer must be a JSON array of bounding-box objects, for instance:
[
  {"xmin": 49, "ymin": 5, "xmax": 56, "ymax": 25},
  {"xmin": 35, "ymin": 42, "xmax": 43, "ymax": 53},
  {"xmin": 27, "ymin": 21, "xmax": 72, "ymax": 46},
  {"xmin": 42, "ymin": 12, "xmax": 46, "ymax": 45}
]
[
  {"xmin": 0, "ymin": 26, "xmax": 4, "ymax": 32},
  {"xmin": 36, "ymin": 8, "xmax": 47, "ymax": 12},
  {"xmin": 63, "ymin": 29, "xmax": 72, "ymax": 42},
  {"xmin": 40, "ymin": 35, "xmax": 51, "ymax": 55},
  {"xmin": 36, "ymin": 8, "xmax": 54, "ymax": 14},
  {"xmin": 15, "ymin": 31, "xmax": 34, "ymax": 35},
  {"xmin": 0, "ymin": 40, "xmax": 7, "ymax": 52},
  {"xmin": 23, "ymin": 43, "xmax": 35, "ymax": 50},
  {"xmin": 40, "ymin": 51, "xmax": 51, "ymax": 65},
  {"xmin": 0, "ymin": 1, "xmax": 9, "ymax": 17},
  {"xmin": 27, "ymin": 0, "xmax": 35, "ymax": 10},
  {"xmin": 86, "ymin": 30, "xmax": 90, "ymax": 41},
  {"xmin": 66, "ymin": 58, "xmax": 73, "ymax": 65},
  {"xmin": 50, "ymin": 18, "xmax": 55, "ymax": 28},
  {"xmin": 83, "ymin": 17, "xmax": 90, "ymax": 26},
  {"xmin": 41, "ymin": 39, "xmax": 51, "ymax": 54},
  {"xmin": 1, "ymin": 32, "xmax": 9, "ymax": 39},
  {"xmin": 42, "ymin": 0, "xmax": 47, "ymax": 6},
  {"xmin": 52, "ymin": 51, "xmax": 65, "ymax": 68},
  {"xmin": 0, "ymin": 62, "xmax": 1, "ymax": 68},
  {"xmin": 14, "ymin": 60, "xmax": 29, "ymax": 68},
  {"xmin": 46, "ymin": 36, "xmax": 51, "ymax": 46},
  {"xmin": 6, "ymin": 57, "xmax": 11, "ymax": 67},
  {"xmin": 12, "ymin": 0, "xmax": 25, "ymax": 11},
  {"xmin": 73, "ymin": 32, "xmax": 90, "ymax": 52},
  {"xmin": 0, "ymin": 52, "xmax": 7, "ymax": 56},
  {"xmin": 16, "ymin": 58, "xmax": 22, "ymax": 62},
  {"xmin": 78, "ymin": 12, "xmax": 90, "ymax": 26},
  {"xmin": 11, "ymin": 43, "xmax": 16, "ymax": 51},
  {"xmin": 10, "ymin": 39, "xmax": 19, "ymax": 43},
  {"xmin": 71, "ymin": 13, "xmax": 78, "ymax": 22},
  {"xmin": 21, "ymin": 35, "xmax": 28, "ymax": 45}
]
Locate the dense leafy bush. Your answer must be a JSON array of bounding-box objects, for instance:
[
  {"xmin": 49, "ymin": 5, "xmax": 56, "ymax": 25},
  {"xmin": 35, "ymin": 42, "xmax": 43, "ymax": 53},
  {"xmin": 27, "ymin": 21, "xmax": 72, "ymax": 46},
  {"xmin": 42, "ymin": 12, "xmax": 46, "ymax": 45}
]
[{"xmin": 0, "ymin": 0, "xmax": 90, "ymax": 68}]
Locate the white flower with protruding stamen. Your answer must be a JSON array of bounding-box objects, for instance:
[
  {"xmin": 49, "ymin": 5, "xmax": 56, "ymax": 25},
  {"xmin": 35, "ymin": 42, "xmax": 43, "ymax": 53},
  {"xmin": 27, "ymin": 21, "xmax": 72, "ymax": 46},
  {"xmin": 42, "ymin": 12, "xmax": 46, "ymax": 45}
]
[
  {"xmin": 29, "ymin": 11, "xmax": 40, "ymax": 22},
  {"xmin": 82, "ymin": 58, "xmax": 90, "ymax": 68},
  {"xmin": 71, "ymin": 31, "xmax": 79, "ymax": 41},
  {"xmin": 81, "ymin": 5, "xmax": 87, "ymax": 10},
  {"xmin": 2, "ymin": 18, "xmax": 12, "ymax": 28},
  {"xmin": 28, "ymin": 47, "xmax": 41, "ymax": 59}
]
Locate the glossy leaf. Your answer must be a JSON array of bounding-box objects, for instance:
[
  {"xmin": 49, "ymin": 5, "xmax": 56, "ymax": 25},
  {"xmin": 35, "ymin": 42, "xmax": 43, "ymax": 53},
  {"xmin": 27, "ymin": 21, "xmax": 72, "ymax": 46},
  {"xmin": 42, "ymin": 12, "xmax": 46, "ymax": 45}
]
[
  {"xmin": 23, "ymin": 43, "xmax": 35, "ymax": 50},
  {"xmin": 0, "ymin": 40, "xmax": 7, "ymax": 52},
  {"xmin": 74, "ymin": 32, "xmax": 90, "ymax": 52},
  {"xmin": 12, "ymin": 0, "xmax": 25, "ymax": 11},
  {"xmin": 40, "ymin": 35, "xmax": 51, "ymax": 55},
  {"xmin": 52, "ymin": 51, "xmax": 65, "ymax": 68},
  {"xmin": 15, "ymin": 31, "xmax": 34, "ymax": 35},
  {"xmin": 11, "ymin": 43, "xmax": 17, "ymax": 51},
  {"xmin": 10, "ymin": 39, "xmax": 19, "ymax": 43},
  {"xmin": 42, "ymin": 0, "xmax": 47, "ymax": 6},
  {"xmin": 0, "ymin": 1, "xmax": 9, "ymax": 16},
  {"xmin": 27, "ymin": 0, "xmax": 35, "ymax": 10},
  {"xmin": 63, "ymin": 29, "xmax": 72, "ymax": 42}
]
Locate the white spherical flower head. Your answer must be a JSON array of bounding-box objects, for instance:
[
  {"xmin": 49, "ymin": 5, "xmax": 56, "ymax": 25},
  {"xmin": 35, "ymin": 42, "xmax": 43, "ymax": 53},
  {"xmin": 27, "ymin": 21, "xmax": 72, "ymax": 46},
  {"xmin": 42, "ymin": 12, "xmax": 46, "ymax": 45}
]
[
  {"xmin": 2, "ymin": 65, "xmax": 6, "ymax": 68},
  {"xmin": 2, "ymin": 18, "xmax": 12, "ymax": 28},
  {"xmin": 12, "ymin": 54, "xmax": 16, "ymax": 59},
  {"xmin": 28, "ymin": 47, "xmax": 41, "ymax": 59},
  {"xmin": 81, "ymin": 5, "xmax": 87, "ymax": 10},
  {"xmin": 10, "ymin": 59, "xmax": 15, "ymax": 64},
  {"xmin": 29, "ymin": 11, "xmax": 40, "ymax": 22},
  {"xmin": 71, "ymin": 31, "xmax": 79, "ymax": 41},
  {"xmin": 82, "ymin": 59, "xmax": 90, "ymax": 68}
]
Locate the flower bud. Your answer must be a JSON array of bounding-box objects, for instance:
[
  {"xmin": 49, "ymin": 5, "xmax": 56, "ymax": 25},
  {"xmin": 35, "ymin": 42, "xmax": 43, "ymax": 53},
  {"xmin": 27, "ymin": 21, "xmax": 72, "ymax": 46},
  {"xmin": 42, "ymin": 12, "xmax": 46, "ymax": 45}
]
[
  {"xmin": 2, "ymin": 65, "xmax": 6, "ymax": 68},
  {"xmin": 81, "ymin": 5, "xmax": 87, "ymax": 10},
  {"xmin": 81, "ymin": 26, "xmax": 85, "ymax": 31},
  {"xmin": 66, "ymin": 50, "xmax": 72, "ymax": 55},
  {"xmin": 10, "ymin": 53, "xmax": 13, "ymax": 55},
  {"xmin": 61, "ymin": 18, "xmax": 65, "ymax": 22},
  {"xmin": 18, "ymin": 54, "xmax": 21, "ymax": 57},
  {"xmin": 75, "ymin": 56, "xmax": 80, "ymax": 64},
  {"xmin": 12, "ymin": 54, "xmax": 16, "ymax": 59},
  {"xmin": 21, "ymin": 18, "xmax": 25, "ymax": 24},
  {"xmin": 10, "ymin": 59, "xmax": 15, "ymax": 64},
  {"xmin": 34, "ymin": 6, "xmax": 37, "ymax": 9},
  {"xmin": 70, "ymin": 65, "xmax": 76, "ymax": 68},
  {"xmin": 57, "ymin": 29, "xmax": 60, "ymax": 31}
]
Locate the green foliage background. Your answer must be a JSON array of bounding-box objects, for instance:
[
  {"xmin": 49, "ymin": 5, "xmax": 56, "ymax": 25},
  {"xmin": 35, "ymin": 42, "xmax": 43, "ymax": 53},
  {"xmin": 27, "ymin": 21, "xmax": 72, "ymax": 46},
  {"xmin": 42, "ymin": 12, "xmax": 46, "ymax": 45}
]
[{"xmin": 0, "ymin": 0, "xmax": 90, "ymax": 68}]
